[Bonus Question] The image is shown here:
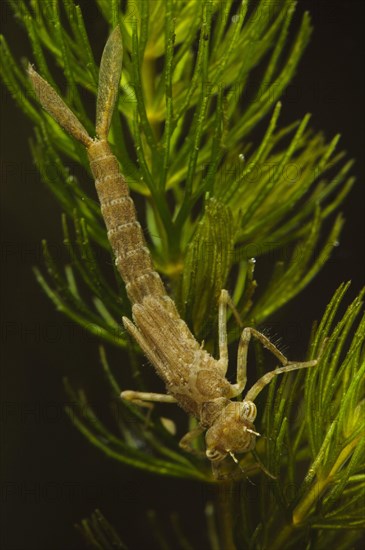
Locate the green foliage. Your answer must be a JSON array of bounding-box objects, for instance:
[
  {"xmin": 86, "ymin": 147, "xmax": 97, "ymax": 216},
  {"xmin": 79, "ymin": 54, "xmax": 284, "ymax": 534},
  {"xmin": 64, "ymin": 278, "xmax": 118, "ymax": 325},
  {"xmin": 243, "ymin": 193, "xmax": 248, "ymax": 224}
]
[
  {"xmin": 1, "ymin": 1, "xmax": 363, "ymax": 549},
  {"xmin": 67, "ymin": 285, "xmax": 365, "ymax": 546},
  {"xmin": 261, "ymin": 283, "xmax": 365, "ymax": 548},
  {"xmin": 61, "ymin": 284, "xmax": 365, "ymax": 548},
  {"xmin": 76, "ymin": 508, "xmax": 128, "ymax": 550},
  {"xmin": 0, "ymin": 0, "xmax": 354, "ymax": 345}
]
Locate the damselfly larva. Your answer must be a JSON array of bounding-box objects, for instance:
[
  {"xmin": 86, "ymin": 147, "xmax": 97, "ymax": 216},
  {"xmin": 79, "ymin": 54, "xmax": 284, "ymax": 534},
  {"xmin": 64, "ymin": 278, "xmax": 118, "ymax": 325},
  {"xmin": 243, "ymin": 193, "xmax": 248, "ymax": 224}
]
[{"xmin": 28, "ymin": 27, "xmax": 317, "ymax": 478}]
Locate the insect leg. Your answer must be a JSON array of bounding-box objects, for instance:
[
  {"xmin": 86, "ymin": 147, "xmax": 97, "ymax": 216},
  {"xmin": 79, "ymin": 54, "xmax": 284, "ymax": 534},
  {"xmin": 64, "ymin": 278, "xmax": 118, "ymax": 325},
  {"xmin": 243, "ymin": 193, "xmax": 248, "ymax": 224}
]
[
  {"xmin": 244, "ymin": 327, "xmax": 319, "ymax": 374},
  {"xmin": 217, "ymin": 290, "xmax": 229, "ymax": 374},
  {"xmin": 251, "ymin": 449, "xmax": 277, "ymax": 479},
  {"xmin": 218, "ymin": 290, "xmax": 249, "ymax": 395},
  {"xmin": 244, "ymin": 358, "xmax": 317, "ymax": 402},
  {"xmin": 229, "ymin": 327, "xmax": 251, "ymax": 396},
  {"xmin": 217, "ymin": 289, "xmax": 245, "ymax": 372},
  {"xmin": 179, "ymin": 427, "xmax": 205, "ymax": 457},
  {"xmin": 230, "ymin": 326, "xmax": 317, "ymax": 397},
  {"xmin": 121, "ymin": 390, "xmax": 177, "ymax": 407},
  {"xmin": 121, "ymin": 390, "xmax": 176, "ymax": 435}
]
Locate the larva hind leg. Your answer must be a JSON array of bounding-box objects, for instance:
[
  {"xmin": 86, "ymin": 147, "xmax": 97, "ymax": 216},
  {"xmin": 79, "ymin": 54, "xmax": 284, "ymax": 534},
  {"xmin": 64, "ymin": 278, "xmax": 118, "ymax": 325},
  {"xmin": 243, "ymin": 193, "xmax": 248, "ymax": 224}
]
[{"xmin": 245, "ymin": 356, "xmax": 317, "ymax": 402}]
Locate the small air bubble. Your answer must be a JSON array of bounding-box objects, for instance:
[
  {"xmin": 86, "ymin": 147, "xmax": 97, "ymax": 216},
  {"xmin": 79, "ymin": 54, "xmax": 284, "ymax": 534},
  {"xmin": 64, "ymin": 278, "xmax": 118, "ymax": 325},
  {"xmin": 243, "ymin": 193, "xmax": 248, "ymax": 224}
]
[
  {"xmin": 333, "ymin": 240, "xmax": 340, "ymax": 247},
  {"xmin": 238, "ymin": 153, "xmax": 245, "ymax": 162},
  {"xmin": 250, "ymin": 257, "xmax": 256, "ymax": 264}
]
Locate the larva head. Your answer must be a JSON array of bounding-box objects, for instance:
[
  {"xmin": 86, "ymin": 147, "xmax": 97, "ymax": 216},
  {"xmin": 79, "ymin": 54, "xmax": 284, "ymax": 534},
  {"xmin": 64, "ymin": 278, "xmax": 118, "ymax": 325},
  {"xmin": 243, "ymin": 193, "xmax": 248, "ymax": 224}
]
[{"xmin": 205, "ymin": 400, "xmax": 258, "ymax": 463}]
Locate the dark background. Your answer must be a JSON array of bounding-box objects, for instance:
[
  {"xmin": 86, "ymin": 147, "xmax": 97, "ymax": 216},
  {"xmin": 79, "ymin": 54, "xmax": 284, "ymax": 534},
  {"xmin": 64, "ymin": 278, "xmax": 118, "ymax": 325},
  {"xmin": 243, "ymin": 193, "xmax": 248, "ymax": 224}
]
[{"xmin": 1, "ymin": 1, "xmax": 364, "ymax": 549}]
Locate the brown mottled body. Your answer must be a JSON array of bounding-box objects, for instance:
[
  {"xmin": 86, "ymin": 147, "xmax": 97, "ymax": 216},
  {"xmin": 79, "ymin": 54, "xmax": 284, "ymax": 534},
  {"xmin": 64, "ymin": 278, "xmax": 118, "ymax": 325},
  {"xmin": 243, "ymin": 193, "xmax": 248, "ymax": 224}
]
[
  {"xmin": 86, "ymin": 140, "xmax": 220, "ymax": 417},
  {"xmin": 28, "ymin": 27, "xmax": 317, "ymax": 478},
  {"xmin": 87, "ymin": 139, "xmax": 167, "ymax": 305},
  {"xmin": 88, "ymin": 139, "xmax": 226, "ymax": 414}
]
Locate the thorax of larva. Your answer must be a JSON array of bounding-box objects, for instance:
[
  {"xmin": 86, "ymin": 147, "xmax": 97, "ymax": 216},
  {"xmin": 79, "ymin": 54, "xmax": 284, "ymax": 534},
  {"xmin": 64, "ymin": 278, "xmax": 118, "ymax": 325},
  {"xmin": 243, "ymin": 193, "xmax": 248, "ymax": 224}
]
[{"xmin": 167, "ymin": 348, "xmax": 232, "ymax": 420}]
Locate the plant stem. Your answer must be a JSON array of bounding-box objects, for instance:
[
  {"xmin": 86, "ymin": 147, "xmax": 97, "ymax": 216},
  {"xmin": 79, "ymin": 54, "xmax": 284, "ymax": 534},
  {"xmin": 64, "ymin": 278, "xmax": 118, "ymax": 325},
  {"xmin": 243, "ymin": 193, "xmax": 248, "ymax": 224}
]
[
  {"xmin": 215, "ymin": 481, "xmax": 237, "ymax": 550},
  {"xmin": 142, "ymin": 55, "xmax": 160, "ymax": 139},
  {"xmin": 293, "ymin": 437, "xmax": 360, "ymax": 524},
  {"xmin": 270, "ymin": 437, "xmax": 360, "ymax": 550}
]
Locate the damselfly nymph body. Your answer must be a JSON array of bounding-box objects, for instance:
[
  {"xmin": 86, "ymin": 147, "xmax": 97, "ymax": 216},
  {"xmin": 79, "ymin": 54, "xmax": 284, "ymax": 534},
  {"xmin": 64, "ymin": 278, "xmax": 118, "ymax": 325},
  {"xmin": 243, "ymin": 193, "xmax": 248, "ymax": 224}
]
[{"xmin": 28, "ymin": 27, "xmax": 317, "ymax": 478}]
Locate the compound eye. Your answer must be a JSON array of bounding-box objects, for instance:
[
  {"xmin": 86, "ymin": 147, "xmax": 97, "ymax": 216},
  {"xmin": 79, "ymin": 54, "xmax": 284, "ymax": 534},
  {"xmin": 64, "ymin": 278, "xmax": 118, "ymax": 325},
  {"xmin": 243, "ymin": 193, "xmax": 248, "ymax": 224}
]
[
  {"xmin": 242, "ymin": 401, "xmax": 257, "ymax": 421},
  {"xmin": 206, "ymin": 448, "xmax": 225, "ymax": 462}
]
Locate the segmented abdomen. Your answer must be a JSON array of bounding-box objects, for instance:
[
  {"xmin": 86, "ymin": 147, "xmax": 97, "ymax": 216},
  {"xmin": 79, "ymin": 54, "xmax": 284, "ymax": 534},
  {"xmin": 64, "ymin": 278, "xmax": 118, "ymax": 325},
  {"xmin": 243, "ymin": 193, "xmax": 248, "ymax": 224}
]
[{"xmin": 87, "ymin": 139, "xmax": 167, "ymax": 305}]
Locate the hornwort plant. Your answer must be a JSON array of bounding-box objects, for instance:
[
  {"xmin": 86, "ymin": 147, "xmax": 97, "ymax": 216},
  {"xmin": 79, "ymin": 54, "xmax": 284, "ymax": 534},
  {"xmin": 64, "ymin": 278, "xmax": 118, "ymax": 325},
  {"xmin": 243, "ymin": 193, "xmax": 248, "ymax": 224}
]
[{"xmin": 1, "ymin": 1, "xmax": 364, "ymax": 549}]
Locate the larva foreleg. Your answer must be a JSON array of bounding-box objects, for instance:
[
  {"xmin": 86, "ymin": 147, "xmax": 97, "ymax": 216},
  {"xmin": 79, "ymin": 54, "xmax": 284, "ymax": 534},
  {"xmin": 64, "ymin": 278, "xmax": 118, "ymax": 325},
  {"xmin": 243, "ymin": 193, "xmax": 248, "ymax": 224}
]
[
  {"xmin": 245, "ymin": 356, "xmax": 317, "ymax": 402},
  {"xmin": 232, "ymin": 323, "xmax": 317, "ymax": 401},
  {"xmin": 218, "ymin": 291, "xmax": 318, "ymax": 399},
  {"xmin": 121, "ymin": 390, "xmax": 177, "ymax": 405},
  {"xmin": 216, "ymin": 289, "xmax": 249, "ymax": 395}
]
